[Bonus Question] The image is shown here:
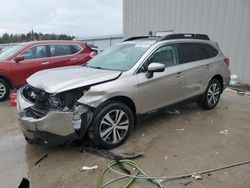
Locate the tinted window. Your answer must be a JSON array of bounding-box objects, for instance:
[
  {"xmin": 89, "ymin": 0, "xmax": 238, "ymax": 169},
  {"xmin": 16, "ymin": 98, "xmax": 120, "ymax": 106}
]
[
  {"xmin": 50, "ymin": 45, "xmax": 72, "ymax": 57},
  {"xmin": 140, "ymin": 45, "xmax": 177, "ymax": 72},
  {"xmin": 70, "ymin": 45, "xmax": 82, "ymax": 54},
  {"xmin": 21, "ymin": 45, "xmax": 49, "ymax": 60},
  {"xmin": 199, "ymin": 43, "xmax": 218, "ymax": 58},
  {"xmin": 177, "ymin": 43, "xmax": 207, "ymax": 63}
]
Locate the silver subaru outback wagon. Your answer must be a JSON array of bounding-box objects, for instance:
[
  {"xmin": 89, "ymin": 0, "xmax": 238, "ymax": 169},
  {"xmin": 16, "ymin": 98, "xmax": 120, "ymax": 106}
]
[{"xmin": 17, "ymin": 34, "xmax": 231, "ymax": 148}]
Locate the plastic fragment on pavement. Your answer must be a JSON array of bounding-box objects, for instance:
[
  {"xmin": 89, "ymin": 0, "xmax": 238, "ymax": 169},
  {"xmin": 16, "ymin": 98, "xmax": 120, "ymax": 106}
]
[
  {"xmin": 81, "ymin": 165, "xmax": 98, "ymax": 171},
  {"xmin": 219, "ymin": 130, "xmax": 229, "ymax": 135},
  {"xmin": 191, "ymin": 173, "xmax": 202, "ymax": 180},
  {"xmin": 166, "ymin": 109, "xmax": 180, "ymax": 114}
]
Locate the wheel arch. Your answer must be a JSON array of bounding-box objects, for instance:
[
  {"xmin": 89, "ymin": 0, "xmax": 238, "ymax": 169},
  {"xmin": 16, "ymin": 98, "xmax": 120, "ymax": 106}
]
[
  {"xmin": 211, "ymin": 74, "xmax": 223, "ymax": 92},
  {"xmin": 105, "ymin": 96, "xmax": 137, "ymax": 118},
  {"xmin": 0, "ymin": 74, "xmax": 13, "ymax": 89}
]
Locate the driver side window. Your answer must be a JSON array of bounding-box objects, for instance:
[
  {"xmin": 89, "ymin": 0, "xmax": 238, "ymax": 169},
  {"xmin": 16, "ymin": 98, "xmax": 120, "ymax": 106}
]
[
  {"xmin": 21, "ymin": 45, "xmax": 49, "ymax": 60},
  {"xmin": 140, "ymin": 44, "xmax": 177, "ymax": 72}
]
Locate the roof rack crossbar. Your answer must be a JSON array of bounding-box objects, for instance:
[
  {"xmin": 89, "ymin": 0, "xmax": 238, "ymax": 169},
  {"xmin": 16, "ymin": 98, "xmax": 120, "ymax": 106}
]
[
  {"xmin": 158, "ymin": 33, "xmax": 210, "ymax": 41},
  {"xmin": 124, "ymin": 36, "xmax": 159, "ymax": 42},
  {"xmin": 124, "ymin": 33, "xmax": 210, "ymax": 42}
]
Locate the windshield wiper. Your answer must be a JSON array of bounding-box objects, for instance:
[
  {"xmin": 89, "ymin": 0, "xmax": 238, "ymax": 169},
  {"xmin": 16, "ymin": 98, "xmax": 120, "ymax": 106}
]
[{"xmin": 88, "ymin": 65, "xmax": 105, "ymax": 70}]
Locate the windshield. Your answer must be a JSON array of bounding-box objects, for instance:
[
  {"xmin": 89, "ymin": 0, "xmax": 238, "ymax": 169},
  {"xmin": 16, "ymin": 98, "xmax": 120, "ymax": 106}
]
[
  {"xmin": 0, "ymin": 45, "xmax": 24, "ymax": 60},
  {"xmin": 87, "ymin": 43, "xmax": 151, "ymax": 71}
]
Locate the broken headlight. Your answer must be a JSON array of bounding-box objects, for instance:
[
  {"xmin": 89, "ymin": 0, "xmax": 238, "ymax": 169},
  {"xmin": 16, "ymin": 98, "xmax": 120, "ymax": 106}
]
[{"xmin": 48, "ymin": 87, "xmax": 90, "ymax": 109}]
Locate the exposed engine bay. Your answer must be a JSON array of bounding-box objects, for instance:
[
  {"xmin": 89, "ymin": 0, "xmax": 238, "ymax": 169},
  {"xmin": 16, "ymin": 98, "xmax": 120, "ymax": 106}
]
[
  {"xmin": 18, "ymin": 85, "xmax": 94, "ymax": 146},
  {"xmin": 22, "ymin": 85, "xmax": 90, "ymax": 118}
]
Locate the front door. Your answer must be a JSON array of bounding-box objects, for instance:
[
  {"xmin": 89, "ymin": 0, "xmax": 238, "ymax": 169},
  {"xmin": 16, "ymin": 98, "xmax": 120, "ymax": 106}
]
[
  {"xmin": 137, "ymin": 44, "xmax": 184, "ymax": 114},
  {"xmin": 11, "ymin": 45, "xmax": 51, "ymax": 86}
]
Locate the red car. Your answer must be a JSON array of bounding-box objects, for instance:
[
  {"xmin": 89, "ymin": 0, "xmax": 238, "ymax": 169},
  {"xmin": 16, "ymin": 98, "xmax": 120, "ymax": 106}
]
[{"xmin": 0, "ymin": 40, "xmax": 96, "ymax": 101}]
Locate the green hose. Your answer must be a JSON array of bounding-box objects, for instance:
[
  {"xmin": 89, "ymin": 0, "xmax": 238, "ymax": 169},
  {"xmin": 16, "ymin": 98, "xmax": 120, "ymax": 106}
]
[{"xmin": 97, "ymin": 160, "xmax": 140, "ymax": 188}]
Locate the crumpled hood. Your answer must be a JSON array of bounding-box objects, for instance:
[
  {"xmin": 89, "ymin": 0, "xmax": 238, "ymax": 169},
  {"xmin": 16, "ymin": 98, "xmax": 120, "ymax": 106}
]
[{"xmin": 27, "ymin": 66, "xmax": 121, "ymax": 93}]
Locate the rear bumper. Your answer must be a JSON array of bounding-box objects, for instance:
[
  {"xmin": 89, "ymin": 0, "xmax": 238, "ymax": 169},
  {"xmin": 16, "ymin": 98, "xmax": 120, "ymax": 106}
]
[{"xmin": 17, "ymin": 88, "xmax": 93, "ymax": 146}]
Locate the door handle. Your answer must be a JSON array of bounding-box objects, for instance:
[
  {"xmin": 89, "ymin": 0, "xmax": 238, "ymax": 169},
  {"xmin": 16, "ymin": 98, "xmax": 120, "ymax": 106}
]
[
  {"xmin": 176, "ymin": 72, "xmax": 183, "ymax": 77},
  {"xmin": 70, "ymin": 58, "xmax": 77, "ymax": 61},
  {"xmin": 41, "ymin": 62, "xmax": 50, "ymax": 65}
]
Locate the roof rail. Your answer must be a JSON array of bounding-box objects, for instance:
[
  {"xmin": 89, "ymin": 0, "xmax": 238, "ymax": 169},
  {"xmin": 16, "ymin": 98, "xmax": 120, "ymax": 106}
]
[
  {"xmin": 158, "ymin": 33, "xmax": 210, "ymax": 41},
  {"xmin": 124, "ymin": 36, "xmax": 159, "ymax": 42}
]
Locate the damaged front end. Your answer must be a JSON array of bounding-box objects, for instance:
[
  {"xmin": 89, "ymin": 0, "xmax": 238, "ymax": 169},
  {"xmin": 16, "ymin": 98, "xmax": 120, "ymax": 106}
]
[{"xmin": 17, "ymin": 85, "xmax": 93, "ymax": 146}]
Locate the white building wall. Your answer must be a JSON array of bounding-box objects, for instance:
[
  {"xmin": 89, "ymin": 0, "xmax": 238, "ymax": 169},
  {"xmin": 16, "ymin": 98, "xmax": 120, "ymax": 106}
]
[{"xmin": 123, "ymin": 0, "xmax": 250, "ymax": 83}]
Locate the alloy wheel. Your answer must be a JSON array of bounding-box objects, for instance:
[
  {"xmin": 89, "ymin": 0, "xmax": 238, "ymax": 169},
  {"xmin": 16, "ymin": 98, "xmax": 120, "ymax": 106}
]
[
  {"xmin": 0, "ymin": 83, "xmax": 6, "ymax": 99},
  {"xmin": 207, "ymin": 82, "xmax": 220, "ymax": 107},
  {"xmin": 99, "ymin": 110, "xmax": 129, "ymax": 144}
]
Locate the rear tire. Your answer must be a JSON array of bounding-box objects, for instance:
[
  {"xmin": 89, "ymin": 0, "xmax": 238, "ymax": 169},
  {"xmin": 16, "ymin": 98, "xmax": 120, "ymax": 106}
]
[
  {"xmin": 0, "ymin": 79, "xmax": 10, "ymax": 102},
  {"xmin": 198, "ymin": 79, "xmax": 222, "ymax": 110},
  {"xmin": 89, "ymin": 101, "xmax": 134, "ymax": 149}
]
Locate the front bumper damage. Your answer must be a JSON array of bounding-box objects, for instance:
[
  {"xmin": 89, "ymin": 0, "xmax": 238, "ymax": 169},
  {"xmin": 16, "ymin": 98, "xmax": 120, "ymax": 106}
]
[{"xmin": 17, "ymin": 89, "xmax": 93, "ymax": 146}]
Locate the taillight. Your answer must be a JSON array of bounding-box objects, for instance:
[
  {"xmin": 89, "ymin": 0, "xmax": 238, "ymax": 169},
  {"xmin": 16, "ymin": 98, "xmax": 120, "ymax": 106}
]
[
  {"xmin": 224, "ymin": 58, "xmax": 230, "ymax": 66},
  {"xmin": 89, "ymin": 51, "xmax": 97, "ymax": 58}
]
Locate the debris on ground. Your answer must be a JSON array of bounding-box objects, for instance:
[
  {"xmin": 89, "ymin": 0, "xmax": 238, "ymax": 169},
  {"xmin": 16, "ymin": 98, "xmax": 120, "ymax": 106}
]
[
  {"xmin": 176, "ymin": 128, "xmax": 185, "ymax": 132},
  {"xmin": 191, "ymin": 173, "xmax": 202, "ymax": 180},
  {"xmin": 34, "ymin": 154, "xmax": 48, "ymax": 166},
  {"xmin": 219, "ymin": 130, "xmax": 229, "ymax": 135},
  {"xmin": 97, "ymin": 158, "xmax": 250, "ymax": 187},
  {"xmin": 229, "ymin": 74, "xmax": 238, "ymax": 85},
  {"xmin": 166, "ymin": 109, "xmax": 180, "ymax": 114},
  {"xmin": 81, "ymin": 165, "xmax": 98, "ymax": 171},
  {"xmin": 18, "ymin": 177, "xmax": 30, "ymax": 188},
  {"xmin": 164, "ymin": 156, "xmax": 168, "ymax": 161},
  {"xmin": 80, "ymin": 147, "xmax": 144, "ymax": 160}
]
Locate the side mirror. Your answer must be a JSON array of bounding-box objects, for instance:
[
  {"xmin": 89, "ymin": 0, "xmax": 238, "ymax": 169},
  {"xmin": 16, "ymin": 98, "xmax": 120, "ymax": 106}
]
[
  {"xmin": 146, "ymin": 62, "xmax": 165, "ymax": 78},
  {"xmin": 14, "ymin": 56, "xmax": 24, "ymax": 63}
]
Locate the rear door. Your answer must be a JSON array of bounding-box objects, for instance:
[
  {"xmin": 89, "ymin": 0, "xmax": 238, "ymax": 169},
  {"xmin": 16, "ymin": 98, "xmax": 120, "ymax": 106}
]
[
  {"xmin": 47, "ymin": 44, "xmax": 90, "ymax": 68},
  {"xmin": 176, "ymin": 42, "xmax": 211, "ymax": 99},
  {"xmin": 11, "ymin": 45, "xmax": 50, "ymax": 86},
  {"xmin": 137, "ymin": 44, "xmax": 184, "ymax": 113}
]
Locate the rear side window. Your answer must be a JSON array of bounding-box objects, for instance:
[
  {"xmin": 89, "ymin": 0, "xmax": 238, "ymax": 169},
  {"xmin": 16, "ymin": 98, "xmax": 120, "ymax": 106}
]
[
  {"xmin": 177, "ymin": 43, "xmax": 207, "ymax": 63},
  {"xmin": 199, "ymin": 43, "xmax": 218, "ymax": 58},
  {"xmin": 50, "ymin": 45, "xmax": 71, "ymax": 57},
  {"xmin": 49, "ymin": 44, "xmax": 82, "ymax": 57}
]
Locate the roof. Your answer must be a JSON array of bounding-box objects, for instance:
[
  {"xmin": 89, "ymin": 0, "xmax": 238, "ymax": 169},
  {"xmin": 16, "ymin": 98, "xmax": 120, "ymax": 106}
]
[{"xmin": 17, "ymin": 40, "xmax": 85, "ymax": 46}]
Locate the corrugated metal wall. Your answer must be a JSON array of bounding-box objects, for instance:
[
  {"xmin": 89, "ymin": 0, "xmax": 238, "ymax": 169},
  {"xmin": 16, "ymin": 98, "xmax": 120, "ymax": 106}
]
[{"xmin": 123, "ymin": 0, "xmax": 250, "ymax": 83}]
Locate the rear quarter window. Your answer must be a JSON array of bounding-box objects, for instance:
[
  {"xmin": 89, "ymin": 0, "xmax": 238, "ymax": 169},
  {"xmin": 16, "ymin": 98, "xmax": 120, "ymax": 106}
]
[
  {"xmin": 177, "ymin": 43, "xmax": 207, "ymax": 63},
  {"xmin": 199, "ymin": 43, "xmax": 219, "ymax": 58},
  {"xmin": 70, "ymin": 45, "xmax": 82, "ymax": 54}
]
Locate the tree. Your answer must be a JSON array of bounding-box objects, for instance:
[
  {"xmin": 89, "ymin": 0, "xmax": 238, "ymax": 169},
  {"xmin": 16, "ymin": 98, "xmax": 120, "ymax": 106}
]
[{"xmin": 0, "ymin": 32, "xmax": 75, "ymax": 44}]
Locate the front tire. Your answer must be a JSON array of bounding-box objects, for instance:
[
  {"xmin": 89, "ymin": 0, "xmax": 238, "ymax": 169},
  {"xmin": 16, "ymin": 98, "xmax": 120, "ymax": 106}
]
[
  {"xmin": 0, "ymin": 79, "xmax": 10, "ymax": 102},
  {"xmin": 91, "ymin": 101, "xmax": 134, "ymax": 149},
  {"xmin": 198, "ymin": 79, "xmax": 222, "ymax": 110}
]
